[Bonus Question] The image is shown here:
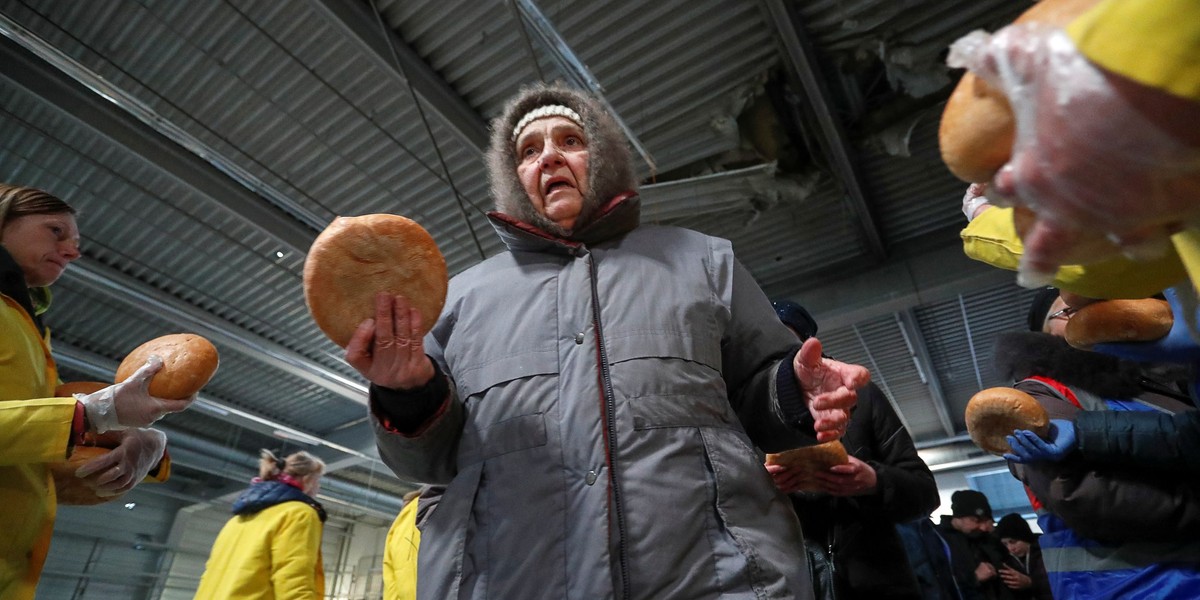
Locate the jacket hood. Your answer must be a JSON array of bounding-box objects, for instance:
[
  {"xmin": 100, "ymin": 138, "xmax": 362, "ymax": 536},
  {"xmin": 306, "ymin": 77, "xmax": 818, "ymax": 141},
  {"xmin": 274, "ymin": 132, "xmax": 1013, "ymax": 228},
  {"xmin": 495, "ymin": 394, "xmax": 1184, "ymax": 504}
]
[
  {"xmin": 232, "ymin": 480, "xmax": 327, "ymax": 522},
  {"xmin": 486, "ymin": 82, "xmax": 638, "ymax": 239},
  {"xmin": 993, "ymin": 332, "xmax": 1143, "ymax": 398}
]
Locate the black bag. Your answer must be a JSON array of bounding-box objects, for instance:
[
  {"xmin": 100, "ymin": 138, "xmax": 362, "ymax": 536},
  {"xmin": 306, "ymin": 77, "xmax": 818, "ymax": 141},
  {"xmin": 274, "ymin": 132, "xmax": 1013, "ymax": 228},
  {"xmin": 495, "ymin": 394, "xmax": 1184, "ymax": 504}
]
[{"xmin": 806, "ymin": 543, "xmax": 838, "ymax": 600}]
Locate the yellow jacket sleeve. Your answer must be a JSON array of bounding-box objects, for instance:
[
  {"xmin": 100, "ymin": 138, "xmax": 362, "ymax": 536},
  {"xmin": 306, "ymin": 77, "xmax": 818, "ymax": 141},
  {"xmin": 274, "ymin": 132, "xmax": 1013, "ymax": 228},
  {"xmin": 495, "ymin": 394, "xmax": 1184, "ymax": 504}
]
[
  {"xmin": 270, "ymin": 504, "xmax": 325, "ymax": 600},
  {"xmin": 960, "ymin": 206, "xmax": 1188, "ymax": 298},
  {"xmin": 1068, "ymin": 0, "xmax": 1200, "ymax": 101},
  {"xmin": 383, "ymin": 499, "xmax": 421, "ymax": 600},
  {"xmin": 0, "ymin": 398, "xmax": 77, "ymax": 465}
]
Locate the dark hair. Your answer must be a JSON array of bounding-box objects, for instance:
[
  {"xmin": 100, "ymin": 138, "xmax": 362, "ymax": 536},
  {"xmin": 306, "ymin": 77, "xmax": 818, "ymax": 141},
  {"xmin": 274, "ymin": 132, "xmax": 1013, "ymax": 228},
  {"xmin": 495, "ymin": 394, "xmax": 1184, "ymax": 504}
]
[
  {"xmin": 0, "ymin": 184, "xmax": 76, "ymax": 233},
  {"xmin": 1026, "ymin": 287, "xmax": 1060, "ymax": 333}
]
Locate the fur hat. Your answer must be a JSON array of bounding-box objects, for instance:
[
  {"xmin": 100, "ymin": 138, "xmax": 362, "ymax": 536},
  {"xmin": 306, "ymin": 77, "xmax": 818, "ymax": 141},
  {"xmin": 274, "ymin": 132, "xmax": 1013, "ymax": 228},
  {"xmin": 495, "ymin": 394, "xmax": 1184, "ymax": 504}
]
[
  {"xmin": 950, "ymin": 489, "xmax": 992, "ymax": 519},
  {"xmin": 485, "ymin": 82, "xmax": 637, "ymax": 237},
  {"xmin": 995, "ymin": 513, "xmax": 1037, "ymax": 543}
]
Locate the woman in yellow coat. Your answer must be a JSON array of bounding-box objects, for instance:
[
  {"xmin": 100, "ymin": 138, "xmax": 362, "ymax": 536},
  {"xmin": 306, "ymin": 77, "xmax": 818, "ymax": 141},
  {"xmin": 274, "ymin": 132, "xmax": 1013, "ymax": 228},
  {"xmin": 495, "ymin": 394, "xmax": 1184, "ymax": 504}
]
[
  {"xmin": 1, "ymin": 183, "xmax": 188, "ymax": 600},
  {"xmin": 194, "ymin": 449, "xmax": 327, "ymax": 600}
]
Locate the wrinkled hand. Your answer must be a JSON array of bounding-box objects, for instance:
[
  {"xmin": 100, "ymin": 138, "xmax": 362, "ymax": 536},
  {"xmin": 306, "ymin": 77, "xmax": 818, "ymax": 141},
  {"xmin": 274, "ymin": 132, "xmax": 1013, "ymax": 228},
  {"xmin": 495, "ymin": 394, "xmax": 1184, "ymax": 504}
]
[
  {"xmin": 999, "ymin": 565, "xmax": 1032, "ymax": 590},
  {"xmin": 793, "ymin": 338, "xmax": 870, "ymax": 442},
  {"xmin": 948, "ymin": 23, "xmax": 1200, "ymax": 287},
  {"xmin": 75, "ymin": 428, "xmax": 167, "ymax": 497},
  {"xmin": 1093, "ymin": 285, "xmax": 1200, "ymax": 363},
  {"xmin": 77, "ymin": 356, "xmax": 195, "ymax": 432},
  {"xmin": 1004, "ymin": 419, "xmax": 1077, "ymax": 463},
  {"xmin": 812, "ymin": 456, "xmax": 878, "ymax": 497},
  {"xmin": 345, "ymin": 293, "xmax": 435, "ymax": 390}
]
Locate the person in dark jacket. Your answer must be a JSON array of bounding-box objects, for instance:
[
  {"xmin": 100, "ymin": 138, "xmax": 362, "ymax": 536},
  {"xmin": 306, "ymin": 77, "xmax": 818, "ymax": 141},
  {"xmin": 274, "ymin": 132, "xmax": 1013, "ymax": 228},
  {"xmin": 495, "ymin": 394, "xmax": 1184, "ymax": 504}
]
[
  {"xmin": 768, "ymin": 300, "xmax": 941, "ymax": 600},
  {"xmin": 936, "ymin": 490, "xmax": 1018, "ymax": 600},
  {"xmin": 993, "ymin": 514, "xmax": 1051, "ymax": 600}
]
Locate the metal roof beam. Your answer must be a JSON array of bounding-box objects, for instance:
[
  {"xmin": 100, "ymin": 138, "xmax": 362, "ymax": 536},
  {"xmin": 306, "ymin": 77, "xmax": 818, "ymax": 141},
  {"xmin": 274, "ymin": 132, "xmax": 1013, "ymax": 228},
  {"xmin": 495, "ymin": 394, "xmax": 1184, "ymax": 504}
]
[
  {"xmin": 62, "ymin": 258, "xmax": 368, "ymax": 403},
  {"xmin": 52, "ymin": 342, "xmax": 377, "ymax": 467},
  {"xmin": 0, "ymin": 19, "xmax": 326, "ymax": 246},
  {"xmin": 759, "ymin": 0, "xmax": 886, "ymax": 260},
  {"xmin": 308, "ymin": 0, "xmax": 489, "ymax": 151},
  {"xmin": 896, "ymin": 310, "xmax": 957, "ymax": 436}
]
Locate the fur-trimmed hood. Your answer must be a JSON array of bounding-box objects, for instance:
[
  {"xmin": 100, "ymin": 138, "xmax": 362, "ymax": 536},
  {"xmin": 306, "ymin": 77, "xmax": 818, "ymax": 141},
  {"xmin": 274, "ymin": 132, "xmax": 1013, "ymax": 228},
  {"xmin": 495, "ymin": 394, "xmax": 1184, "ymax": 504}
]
[
  {"xmin": 993, "ymin": 332, "xmax": 1144, "ymax": 398},
  {"xmin": 485, "ymin": 82, "xmax": 638, "ymax": 239}
]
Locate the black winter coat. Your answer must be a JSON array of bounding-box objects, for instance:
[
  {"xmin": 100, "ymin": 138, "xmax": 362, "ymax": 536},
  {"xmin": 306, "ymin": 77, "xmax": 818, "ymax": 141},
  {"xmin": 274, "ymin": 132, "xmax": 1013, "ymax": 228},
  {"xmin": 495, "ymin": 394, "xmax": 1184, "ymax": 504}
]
[{"xmin": 790, "ymin": 383, "xmax": 940, "ymax": 599}]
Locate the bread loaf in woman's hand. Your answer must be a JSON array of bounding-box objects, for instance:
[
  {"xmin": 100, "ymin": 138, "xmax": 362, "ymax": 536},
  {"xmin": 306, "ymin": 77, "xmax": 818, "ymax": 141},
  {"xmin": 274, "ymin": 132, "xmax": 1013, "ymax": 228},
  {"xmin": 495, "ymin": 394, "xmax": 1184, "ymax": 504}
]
[{"xmin": 115, "ymin": 333, "xmax": 219, "ymax": 399}]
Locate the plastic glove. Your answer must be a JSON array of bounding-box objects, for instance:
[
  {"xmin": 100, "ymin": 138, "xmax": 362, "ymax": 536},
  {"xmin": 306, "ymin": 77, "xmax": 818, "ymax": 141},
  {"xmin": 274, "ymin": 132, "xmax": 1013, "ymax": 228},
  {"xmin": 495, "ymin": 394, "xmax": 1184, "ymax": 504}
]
[
  {"xmin": 1004, "ymin": 418, "xmax": 1077, "ymax": 463},
  {"xmin": 1093, "ymin": 285, "xmax": 1200, "ymax": 363},
  {"xmin": 76, "ymin": 356, "xmax": 195, "ymax": 432},
  {"xmin": 962, "ymin": 183, "xmax": 991, "ymax": 222},
  {"xmin": 947, "ymin": 23, "xmax": 1200, "ymax": 287},
  {"xmin": 75, "ymin": 428, "xmax": 167, "ymax": 497}
]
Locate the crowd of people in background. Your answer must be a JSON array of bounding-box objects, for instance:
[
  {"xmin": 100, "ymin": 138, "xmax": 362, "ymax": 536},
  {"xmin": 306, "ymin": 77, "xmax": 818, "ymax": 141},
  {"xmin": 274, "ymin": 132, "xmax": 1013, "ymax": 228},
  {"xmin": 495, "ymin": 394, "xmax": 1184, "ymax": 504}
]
[{"xmin": 3, "ymin": 0, "xmax": 1198, "ymax": 597}]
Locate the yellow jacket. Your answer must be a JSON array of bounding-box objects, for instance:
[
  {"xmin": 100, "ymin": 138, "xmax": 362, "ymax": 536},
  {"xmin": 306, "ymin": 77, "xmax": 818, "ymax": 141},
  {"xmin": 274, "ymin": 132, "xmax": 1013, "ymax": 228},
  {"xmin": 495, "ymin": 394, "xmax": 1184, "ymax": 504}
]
[
  {"xmin": 382, "ymin": 498, "xmax": 421, "ymax": 600},
  {"xmin": 1068, "ymin": 0, "xmax": 1200, "ymax": 292},
  {"xmin": 194, "ymin": 495, "xmax": 325, "ymax": 600},
  {"xmin": 961, "ymin": 206, "xmax": 1190, "ymax": 298},
  {"xmin": 0, "ymin": 290, "xmax": 75, "ymax": 600}
]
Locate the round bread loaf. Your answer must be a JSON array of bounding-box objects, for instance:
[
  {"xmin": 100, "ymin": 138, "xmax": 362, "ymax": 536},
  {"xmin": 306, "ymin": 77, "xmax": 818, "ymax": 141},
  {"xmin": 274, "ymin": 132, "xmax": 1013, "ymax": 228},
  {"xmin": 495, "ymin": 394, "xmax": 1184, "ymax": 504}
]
[
  {"xmin": 115, "ymin": 333, "xmax": 220, "ymax": 399},
  {"xmin": 55, "ymin": 381, "xmax": 108, "ymax": 397},
  {"xmin": 304, "ymin": 214, "xmax": 448, "ymax": 348},
  {"xmin": 50, "ymin": 446, "xmax": 125, "ymax": 506},
  {"xmin": 764, "ymin": 440, "xmax": 850, "ymax": 492},
  {"xmin": 939, "ymin": 0, "xmax": 1100, "ymax": 182},
  {"xmin": 1064, "ymin": 298, "xmax": 1173, "ymax": 349},
  {"xmin": 966, "ymin": 387, "xmax": 1050, "ymax": 456}
]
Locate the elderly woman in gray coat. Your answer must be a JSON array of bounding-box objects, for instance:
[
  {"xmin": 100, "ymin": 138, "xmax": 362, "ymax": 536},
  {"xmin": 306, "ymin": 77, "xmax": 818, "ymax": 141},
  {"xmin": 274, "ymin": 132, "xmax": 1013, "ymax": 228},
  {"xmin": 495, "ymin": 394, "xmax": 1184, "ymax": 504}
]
[{"xmin": 347, "ymin": 83, "xmax": 870, "ymax": 600}]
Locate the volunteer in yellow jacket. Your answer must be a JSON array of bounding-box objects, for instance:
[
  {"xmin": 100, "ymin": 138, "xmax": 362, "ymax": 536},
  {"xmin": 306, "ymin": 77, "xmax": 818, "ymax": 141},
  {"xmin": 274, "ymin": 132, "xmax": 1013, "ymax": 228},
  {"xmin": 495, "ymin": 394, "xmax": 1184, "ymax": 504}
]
[
  {"xmin": 0, "ymin": 183, "xmax": 191, "ymax": 600},
  {"xmin": 947, "ymin": 0, "xmax": 1200, "ymax": 290},
  {"xmin": 195, "ymin": 449, "xmax": 327, "ymax": 600}
]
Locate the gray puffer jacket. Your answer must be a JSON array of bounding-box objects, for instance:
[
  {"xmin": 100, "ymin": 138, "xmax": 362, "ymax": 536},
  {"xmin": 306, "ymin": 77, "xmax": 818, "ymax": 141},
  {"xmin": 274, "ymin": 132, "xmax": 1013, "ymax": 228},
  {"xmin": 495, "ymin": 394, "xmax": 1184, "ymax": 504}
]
[{"xmin": 374, "ymin": 196, "xmax": 818, "ymax": 600}]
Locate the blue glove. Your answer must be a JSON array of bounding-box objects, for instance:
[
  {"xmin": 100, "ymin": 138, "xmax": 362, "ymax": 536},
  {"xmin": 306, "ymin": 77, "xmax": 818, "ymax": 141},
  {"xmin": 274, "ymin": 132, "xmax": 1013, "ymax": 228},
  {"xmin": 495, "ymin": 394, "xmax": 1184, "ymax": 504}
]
[
  {"xmin": 1093, "ymin": 286, "xmax": 1200, "ymax": 364},
  {"xmin": 1004, "ymin": 419, "xmax": 1078, "ymax": 463}
]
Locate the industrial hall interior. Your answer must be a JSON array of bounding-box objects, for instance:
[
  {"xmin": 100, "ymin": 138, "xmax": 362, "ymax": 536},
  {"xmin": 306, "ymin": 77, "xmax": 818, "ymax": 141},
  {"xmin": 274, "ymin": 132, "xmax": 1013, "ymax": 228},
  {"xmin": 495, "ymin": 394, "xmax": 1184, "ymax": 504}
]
[{"xmin": 3, "ymin": 0, "xmax": 1198, "ymax": 599}]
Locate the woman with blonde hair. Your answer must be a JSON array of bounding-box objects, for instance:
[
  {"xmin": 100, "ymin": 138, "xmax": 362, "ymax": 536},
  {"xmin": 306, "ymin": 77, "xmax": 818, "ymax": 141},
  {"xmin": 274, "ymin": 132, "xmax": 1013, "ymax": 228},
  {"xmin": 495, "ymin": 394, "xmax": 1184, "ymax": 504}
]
[{"xmin": 195, "ymin": 449, "xmax": 327, "ymax": 599}]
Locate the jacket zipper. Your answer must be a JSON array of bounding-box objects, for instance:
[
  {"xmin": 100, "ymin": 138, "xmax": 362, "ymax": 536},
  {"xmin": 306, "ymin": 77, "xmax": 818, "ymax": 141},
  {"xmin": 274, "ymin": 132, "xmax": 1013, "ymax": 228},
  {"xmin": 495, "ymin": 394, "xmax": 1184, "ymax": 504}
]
[{"xmin": 585, "ymin": 249, "xmax": 630, "ymax": 599}]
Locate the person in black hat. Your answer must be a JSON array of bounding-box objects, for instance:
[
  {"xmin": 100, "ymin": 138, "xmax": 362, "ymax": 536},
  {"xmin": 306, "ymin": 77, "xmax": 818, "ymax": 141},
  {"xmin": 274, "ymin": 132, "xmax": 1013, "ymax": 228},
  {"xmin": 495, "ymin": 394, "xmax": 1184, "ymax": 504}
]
[
  {"xmin": 936, "ymin": 490, "xmax": 1018, "ymax": 600},
  {"xmin": 993, "ymin": 514, "xmax": 1052, "ymax": 600}
]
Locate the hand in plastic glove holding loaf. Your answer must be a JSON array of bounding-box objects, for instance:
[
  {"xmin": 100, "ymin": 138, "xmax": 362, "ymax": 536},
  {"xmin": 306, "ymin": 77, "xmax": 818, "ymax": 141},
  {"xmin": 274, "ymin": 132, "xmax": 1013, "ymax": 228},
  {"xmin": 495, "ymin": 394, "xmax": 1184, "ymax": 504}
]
[{"xmin": 942, "ymin": 0, "xmax": 1200, "ymax": 287}]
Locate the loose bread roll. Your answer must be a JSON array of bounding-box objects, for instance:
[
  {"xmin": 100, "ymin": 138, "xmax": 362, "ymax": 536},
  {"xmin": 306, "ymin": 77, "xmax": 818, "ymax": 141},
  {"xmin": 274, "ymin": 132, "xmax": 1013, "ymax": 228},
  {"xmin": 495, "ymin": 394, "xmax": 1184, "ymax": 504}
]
[
  {"xmin": 939, "ymin": 0, "xmax": 1101, "ymax": 182},
  {"xmin": 1064, "ymin": 298, "xmax": 1173, "ymax": 349},
  {"xmin": 966, "ymin": 387, "xmax": 1050, "ymax": 456},
  {"xmin": 115, "ymin": 333, "xmax": 220, "ymax": 399},
  {"xmin": 304, "ymin": 214, "xmax": 448, "ymax": 348},
  {"xmin": 55, "ymin": 381, "xmax": 108, "ymax": 397},
  {"xmin": 50, "ymin": 446, "xmax": 124, "ymax": 506},
  {"xmin": 764, "ymin": 440, "xmax": 850, "ymax": 492}
]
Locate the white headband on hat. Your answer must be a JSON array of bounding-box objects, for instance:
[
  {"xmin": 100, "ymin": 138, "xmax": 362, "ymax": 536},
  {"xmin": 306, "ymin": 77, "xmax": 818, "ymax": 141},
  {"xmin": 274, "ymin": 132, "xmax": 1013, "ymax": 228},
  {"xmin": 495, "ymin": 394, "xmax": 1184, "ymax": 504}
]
[{"xmin": 511, "ymin": 105, "xmax": 584, "ymax": 141}]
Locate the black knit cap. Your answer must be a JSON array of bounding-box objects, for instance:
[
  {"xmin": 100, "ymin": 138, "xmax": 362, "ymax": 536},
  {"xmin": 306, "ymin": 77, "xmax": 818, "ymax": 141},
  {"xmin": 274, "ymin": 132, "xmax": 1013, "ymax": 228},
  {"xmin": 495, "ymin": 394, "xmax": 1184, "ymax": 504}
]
[
  {"xmin": 950, "ymin": 489, "xmax": 992, "ymax": 519},
  {"xmin": 1026, "ymin": 286, "xmax": 1060, "ymax": 333},
  {"xmin": 995, "ymin": 513, "xmax": 1037, "ymax": 543}
]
